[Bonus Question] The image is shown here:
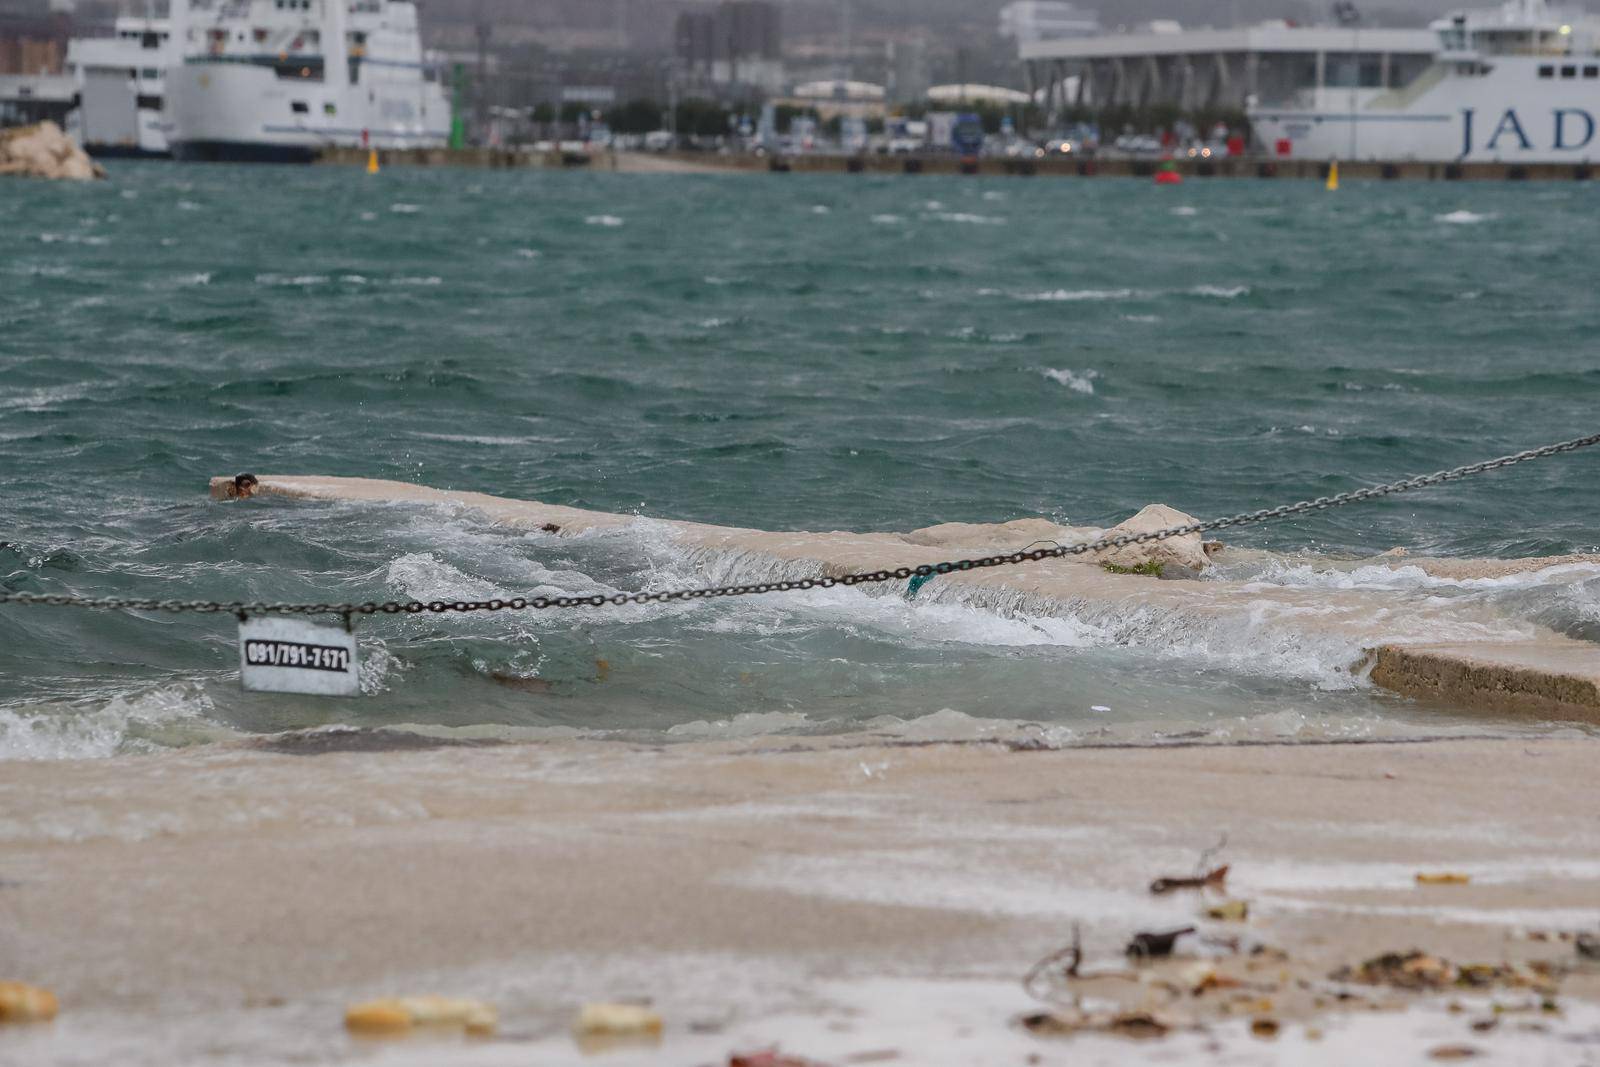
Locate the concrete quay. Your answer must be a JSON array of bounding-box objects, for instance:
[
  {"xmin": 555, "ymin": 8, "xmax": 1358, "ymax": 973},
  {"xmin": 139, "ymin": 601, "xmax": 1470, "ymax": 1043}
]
[{"xmin": 316, "ymin": 145, "xmax": 1598, "ymax": 182}]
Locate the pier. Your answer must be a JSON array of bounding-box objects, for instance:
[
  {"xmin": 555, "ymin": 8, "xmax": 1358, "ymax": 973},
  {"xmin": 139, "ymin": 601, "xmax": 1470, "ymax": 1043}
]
[{"xmin": 316, "ymin": 145, "xmax": 1597, "ymax": 182}]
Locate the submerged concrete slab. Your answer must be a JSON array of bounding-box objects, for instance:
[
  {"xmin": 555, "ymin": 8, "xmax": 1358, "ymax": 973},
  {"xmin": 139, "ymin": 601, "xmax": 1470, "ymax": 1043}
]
[{"xmin": 209, "ymin": 475, "xmax": 1600, "ymax": 722}]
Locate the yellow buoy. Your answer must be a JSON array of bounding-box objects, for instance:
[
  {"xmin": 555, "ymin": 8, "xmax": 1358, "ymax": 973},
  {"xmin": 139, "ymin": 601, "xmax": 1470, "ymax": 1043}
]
[
  {"xmin": 366, "ymin": 148, "xmax": 380, "ymax": 175},
  {"xmin": 1326, "ymin": 160, "xmax": 1339, "ymax": 191}
]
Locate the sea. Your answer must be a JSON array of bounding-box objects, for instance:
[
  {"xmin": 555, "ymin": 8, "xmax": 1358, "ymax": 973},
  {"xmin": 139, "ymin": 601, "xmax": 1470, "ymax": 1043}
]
[{"xmin": 2, "ymin": 163, "xmax": 1598, "ymax": 760}]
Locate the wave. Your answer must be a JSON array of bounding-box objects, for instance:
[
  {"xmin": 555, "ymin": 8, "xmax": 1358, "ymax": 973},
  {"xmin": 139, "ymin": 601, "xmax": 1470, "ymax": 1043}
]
[
  {"xmin": 1020, "ymin": 288, "xmax": 1138, "ymax": 302},
  {"xmin": 1041, "ymin": 367, "xmax": 1098, "ymax": 394},
  {"xmin": 0, "ymin": 683, "xmax": 228, "ymax": 762},
  {"xmin": 585, "ymin": 215, "xmax": 624, "ymax": 227},
  {"xmin": 1436, "ymin": 210, "xmax": 1495, "ymax": 225},
  {"xmin": 1013, "ymin": 285, "xmax": 1247, "ymax": 303},
  {"xmin": 930, "ymin": 212, "xmax": 1006, "ymax": 225}
]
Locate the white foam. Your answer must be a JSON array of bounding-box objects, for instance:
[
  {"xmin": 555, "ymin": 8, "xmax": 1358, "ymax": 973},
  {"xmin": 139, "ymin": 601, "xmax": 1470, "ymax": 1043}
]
[
  {"xmin": 37, "ymin": 233, "xmax": 108, "ymax": 246},
  {"xmin": 667, "ymin": 710, "xmax": 815, "ymax": 739},
  {"xmin": 585, "ymin": 214, "xmax": 624, "ymax": 227},
  {"xmin": 1189, "ymin": 284, "xmax": 1249, "ymax": 298},
  {"xmin": 929, "ymin": 211, "xmax": 1006, "ymax": 225},
  {"xmin": 1171, "ymin": 205, "xmax": 1199, "ymax": 216},
  {"xmin": 254, "ymin": 273, "xmax": 330, "ymax": 287},
  {"xmin": 870, "ymin": 214, "xmax": 904, "ymax": 224},
  {"xmin": 1041, "ymin": 367, "xmax": 1098, "ymax": 394},
  {"xmin": 389, "ymin": 202, "xmax": 422, "ymax": 214},
  {"xmin": 0, "ymin": 684, "xmax": 223, "ymax": 762},
  {"xmin": 1234, "ymin": 559, "xmax": 1600, "ymax": 595},
  {"xmin": 1436, "ymin": 209, "xmax": 1494, "ymax": 224},
  {"xmin": 1020, "ymin": 288, "xmax": 1137, "ymax": 302}
]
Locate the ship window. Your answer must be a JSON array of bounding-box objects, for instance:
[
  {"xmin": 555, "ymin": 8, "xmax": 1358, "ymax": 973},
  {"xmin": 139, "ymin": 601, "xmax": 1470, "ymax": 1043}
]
[
  {"xmin": 291, "ymin": 101, "xmax": 309, "ymax": 114},
  {"xmin": 1539, "ymin": 65, "xmax": 1554, "ymax": 78},
  {"xmin": 1561, "ymin": 65, "xmax": 1577, "ymax": 78},
  {"xmin": 324, "ymin": 102, "xmax": 336, "ymax": 115},
  {"xmin": 141, "ymin": 68, "xmax": 158, "ymax": 79},
  {"xmin": 141, "ymin": 32, "xmax": 160, "ymax": 49},
  {"xmin": 136, "ymin": 94, "xmax": 162, "ymax": 110},
  {"xmin": 1586, "ymin": 66, "xmax": 1600, "ymax": 79}
]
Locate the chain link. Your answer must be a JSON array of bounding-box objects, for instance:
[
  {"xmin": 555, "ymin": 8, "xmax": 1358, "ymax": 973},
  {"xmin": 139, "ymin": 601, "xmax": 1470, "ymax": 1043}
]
[{"xmin": 3, "ymin": 432, "xmax": 1597, "ymax": 619}]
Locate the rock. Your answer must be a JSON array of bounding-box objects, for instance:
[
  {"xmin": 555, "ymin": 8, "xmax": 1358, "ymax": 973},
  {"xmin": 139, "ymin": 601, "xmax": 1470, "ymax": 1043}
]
[
  {"xmin": 0, "ymin": 981, "xmax": 58, "ymax": 1023},
  {"xmin": 0, "ymin": 122, "xmax": 107, "ymax": 182},
  {"xmin": 1095, "ymin": 504, "xmax": 1210, "ymax": 574}
]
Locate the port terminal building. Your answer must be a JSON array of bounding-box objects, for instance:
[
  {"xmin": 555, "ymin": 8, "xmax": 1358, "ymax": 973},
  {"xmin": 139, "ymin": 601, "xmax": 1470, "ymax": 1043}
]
[{"xmin": 1020, "ymin": 23, "xmax": 1437, "ymax": 118}]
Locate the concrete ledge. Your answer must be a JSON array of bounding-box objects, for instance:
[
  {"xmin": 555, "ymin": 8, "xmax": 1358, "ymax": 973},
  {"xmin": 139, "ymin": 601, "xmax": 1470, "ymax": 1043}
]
[
  {"xmin": 1370, "ymin": 643, "xmax": 1600, "ymax": 724},
  {"xmin": 211, "ymin": 474, "xmax": 1600, "ymax": 721}
]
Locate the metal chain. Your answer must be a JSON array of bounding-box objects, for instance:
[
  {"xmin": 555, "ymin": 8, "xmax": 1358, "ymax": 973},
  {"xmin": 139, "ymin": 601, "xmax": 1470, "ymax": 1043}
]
[{"xmin": 3, "ymin": 431, "xmax": 1597, "ymax": 619}]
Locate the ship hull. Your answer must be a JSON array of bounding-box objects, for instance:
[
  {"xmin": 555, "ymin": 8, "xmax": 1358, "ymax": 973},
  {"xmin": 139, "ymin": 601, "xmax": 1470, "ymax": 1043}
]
[
  {"xmin": 169, "ymin": 140, "xmax": 317, "ymax": 164},
  {"xmin": 1251, "ymin": 57, "xmax": 1600, "ymax": 163},
  {"xmin": 167, "ymin": 58, "xmax": 448, "ymax": 164}
]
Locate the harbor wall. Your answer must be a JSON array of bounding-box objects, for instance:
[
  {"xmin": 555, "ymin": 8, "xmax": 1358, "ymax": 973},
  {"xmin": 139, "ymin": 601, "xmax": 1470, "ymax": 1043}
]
[{"xmin": 316, "ymin": 145, "xmax": 1597, "ymax": 182}]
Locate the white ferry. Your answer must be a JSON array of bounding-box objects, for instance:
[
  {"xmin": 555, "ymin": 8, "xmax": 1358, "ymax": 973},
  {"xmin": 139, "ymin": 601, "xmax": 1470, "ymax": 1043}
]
[
  {"xmin": 165, "ymin": 0, "xmax": 449, "ymax": 162},
  {"xmin": 64, "ymin": 16, "xmax": 176, "ymax": 158},
  {"xmin": 1251, "ymin": 0, "xmax": 1600, "ymax": 163}
]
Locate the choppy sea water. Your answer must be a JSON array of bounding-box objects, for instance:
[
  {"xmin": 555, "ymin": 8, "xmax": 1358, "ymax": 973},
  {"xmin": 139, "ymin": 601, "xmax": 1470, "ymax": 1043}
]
[{"xmin": 2, "ymin": 163, "xmax": 1599, "ymax": 759}]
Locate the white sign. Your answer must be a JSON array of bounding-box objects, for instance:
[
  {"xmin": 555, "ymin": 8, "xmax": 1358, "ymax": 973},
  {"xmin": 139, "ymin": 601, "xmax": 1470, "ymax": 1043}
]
[{"xmin": 238, "ymin": 616, "xmax": 361, "ymax": 697}]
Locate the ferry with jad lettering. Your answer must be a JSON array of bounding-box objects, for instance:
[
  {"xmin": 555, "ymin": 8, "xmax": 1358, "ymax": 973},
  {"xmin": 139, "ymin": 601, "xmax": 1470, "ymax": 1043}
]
[
  {"xmin": 160, "ymin": 0, "xmax": 449, "ymax": 162},
  {"xmin": 1250, "ymin": 0, "xmax": 1600, "ymax": 162}
]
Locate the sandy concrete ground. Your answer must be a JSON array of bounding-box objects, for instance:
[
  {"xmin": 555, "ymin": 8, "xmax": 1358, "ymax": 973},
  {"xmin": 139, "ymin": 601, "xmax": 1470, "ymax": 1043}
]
[{"xmin": 3, "ymin": 734, "xmax": 1599, "ymax": 1065}]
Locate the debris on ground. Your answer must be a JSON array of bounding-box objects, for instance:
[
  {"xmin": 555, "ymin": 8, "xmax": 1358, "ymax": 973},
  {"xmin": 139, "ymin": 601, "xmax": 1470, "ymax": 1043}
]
[
  {"xmin": 1330, "ymin": 952, "xmax": 1560, "ymax": 994},
  {"xmin": 1427, "ymin": 1045, "xmax": 1482, "ymax": 1060},
  {"xmin": 1177, "ymin": 963, "xmax": 1245, "ymax": 996},
  {"xmin": 0, "ymin": 981, "xmax": 58, "ymax": 1023},
  {"xmin": 1126, "ymin": 926, "xmax": 1197, "ymax": 959},
  {"xmin": 344, "ymin": 996, "xmax": 496, "ymax": 1036},
  {"xmin": 1416, "ymin": 873, "xmax": 1472, "ymax": 886},
  {"xmin": 1205, "ymin": 899, "xmax": 1250, "ymax": 922},
  {"xmin": 1151, "ymin": 865, "xmax": 1230, "ymax": 895},
  {"xmin": 574, "ymin": 1002, "xmax": 664, "ymax": 1037},
  {"xmin": 1250, "ymin": 1016, "xmax": 1280, "ymax": 1038},
  {"xmin": 1150, "ymin": 834, "xmax": 1231, "ymax": 894},
  {"xmin": 1019, "ymin": 1009, "xmax": 1173, "ymax": 1040},
  {"xmin": 727, "ymin": 1049, "xmax": 834, "ymax": 1066},
  {"xmin": 1022, "ymin": 924, "xmax": 1083, "ymax": 1001},
  {"xmin": 1575, "ymin": 933, "xmax": 1600, "ymax": 960}
]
